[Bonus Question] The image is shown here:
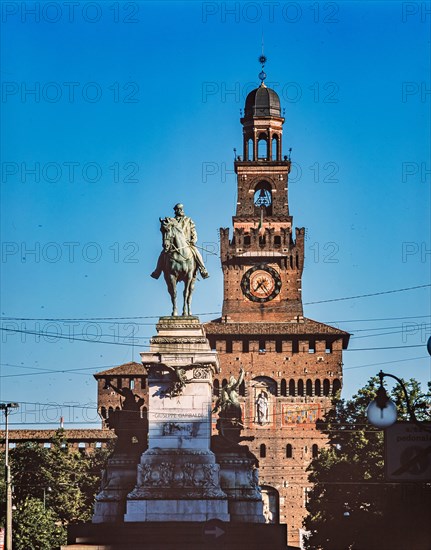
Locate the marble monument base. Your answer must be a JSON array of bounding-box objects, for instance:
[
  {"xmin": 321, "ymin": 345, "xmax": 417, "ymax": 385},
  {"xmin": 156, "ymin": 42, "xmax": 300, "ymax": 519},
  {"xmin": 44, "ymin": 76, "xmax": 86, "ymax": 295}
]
[
  {"xmin": 124, "ymin": 316, "xmax": 229, "ymax": 523},
  {"xmin": 124, "ymin": 449, "xmax": 230, "ymax": 522},
  {"xmin": 217, "ymin": 452, "xmax": 265, "ymax": 523}
]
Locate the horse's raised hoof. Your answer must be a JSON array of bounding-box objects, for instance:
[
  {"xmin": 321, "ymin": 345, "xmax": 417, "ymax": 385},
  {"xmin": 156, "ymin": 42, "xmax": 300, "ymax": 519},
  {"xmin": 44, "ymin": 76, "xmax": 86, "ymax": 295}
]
[
  {"xmin": 200, "ymin": 269, "xmax": 210, "ymax": 279},
  {"xmin": 150, "ymin": 271, "xmax": 160, "ymax": 279}
]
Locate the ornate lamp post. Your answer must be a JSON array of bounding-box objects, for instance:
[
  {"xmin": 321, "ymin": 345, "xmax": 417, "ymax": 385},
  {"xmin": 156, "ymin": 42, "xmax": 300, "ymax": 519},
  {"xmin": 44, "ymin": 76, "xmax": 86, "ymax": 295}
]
[
  {"xmin": 368, "ymin": 337, "xmax": 431, "ymax": 430},
  {"xmin": 1, "ymin": 403, "xmax": 19, "ymax": 550},
  {"xmin": 366, "ymin": 371, "xmax": 413, "ymax": 428}
]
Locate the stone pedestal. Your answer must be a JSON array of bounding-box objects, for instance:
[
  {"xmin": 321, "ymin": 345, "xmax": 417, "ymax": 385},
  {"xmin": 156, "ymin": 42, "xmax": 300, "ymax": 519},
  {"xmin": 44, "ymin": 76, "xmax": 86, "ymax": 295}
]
[
  {"xmin": 92, "ymin": 454, "xmax": 139, "ymax": 523},
  {"xmin": 216, "ymin": 450, "xmax": 265, "ymax": 523},
  {"xmin": 124, "ymin": 316, "xmax": 230, "ymax": 522},
  {"xmin": 92, "ymin": 410, "xmax": 147, "ymax": 523}
]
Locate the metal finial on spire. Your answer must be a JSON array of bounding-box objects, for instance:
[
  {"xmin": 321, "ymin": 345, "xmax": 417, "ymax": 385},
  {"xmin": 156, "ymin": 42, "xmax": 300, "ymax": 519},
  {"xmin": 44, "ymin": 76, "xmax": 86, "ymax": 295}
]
[{"xmin": 258, "ymin": 33, "xmax": 267, "ymax": 85}]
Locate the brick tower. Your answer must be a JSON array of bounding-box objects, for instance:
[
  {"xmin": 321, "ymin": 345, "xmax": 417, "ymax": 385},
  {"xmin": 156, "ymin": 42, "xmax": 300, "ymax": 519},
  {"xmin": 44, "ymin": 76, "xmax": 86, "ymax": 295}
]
[{"xmin": 205, "ymin": 61, "xmax": 349, "ymax": 548}]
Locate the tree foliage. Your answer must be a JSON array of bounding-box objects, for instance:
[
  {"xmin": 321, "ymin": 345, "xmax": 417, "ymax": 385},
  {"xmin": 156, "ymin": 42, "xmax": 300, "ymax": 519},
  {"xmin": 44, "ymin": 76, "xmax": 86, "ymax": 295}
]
[
  {"xmin": 13, "ymin": 497, "xmax": 65, "ymax": 550},
  {"xmin": 0, "ymin": 429, "xmax": 112, "ymax": 548},
  {"xmin": 303, "ymin": 377, "xmax": 431, "ymax": 550}
]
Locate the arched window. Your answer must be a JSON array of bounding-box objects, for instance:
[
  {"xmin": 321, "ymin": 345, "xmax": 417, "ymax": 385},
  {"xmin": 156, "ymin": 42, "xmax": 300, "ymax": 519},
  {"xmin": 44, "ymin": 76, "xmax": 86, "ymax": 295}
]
[
  {"xmin": 306, "ymin": 379, "xmax": 313, "ymax": 396},
  {"xmin": 315, "ymin": 379, "xmax": 321, "ymax": 397},
  {"xmin": 323, "ymin": 379, "xmax": 330, "ymax": 396},
  {"xmin": 213, "ymin": 379, "xmax": 220, "ymax": 397},
  {"xmin": 272, "ymin": 136, "xmax": 278, "ymax": 160},
  {"xmin": 297, "ymin": 379, "xmax": 304, "ymax": 396},
  {"xmin": 239, "ymin": 379, "xmax": 246, "ymax": 396},
  {"xmin": 286, "ymin": 444, "xmax": 293, "ymax": 458},
  {"xmin": 247, "ymin": 138, "xmax": 253, "ymax": 161},
  {"xmin": 280, "ymin": 379, "xmax": 287, "ymax": 397},
  {"xmin": 260, "ymin": 443, "xmax": 267, "ymax": 458},
  {"xmin": 222, "ymin": 378, "xmax": 228, "ymax": 390},
  {"xmin": 312, "ymin": 444, "xmax": 319, "ymax": 458},
  {"xmin": 333, "ymin": 378, "xmax": 342, "ymax": 396},
  {"xmin": 257, "ymin": 135, "xmax": 267, "ymax": 159},
  {"xmin": 100, "ymin": 406, "xmax": 107, "ymax": 419},
  {"xmin": 289, "ymin": 379, "xmax": 295, "ymax": 396}
]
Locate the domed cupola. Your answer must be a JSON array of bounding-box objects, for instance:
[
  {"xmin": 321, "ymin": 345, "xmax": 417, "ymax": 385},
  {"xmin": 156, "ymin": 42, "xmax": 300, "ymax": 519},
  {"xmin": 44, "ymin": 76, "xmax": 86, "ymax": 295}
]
[
  {"xmin": 244, "ymin": 83, "xmax": 281, "ymax": 119},
  {"xmin": 239, "ymin": 56, "xmax": 286, "ymax": 163}
]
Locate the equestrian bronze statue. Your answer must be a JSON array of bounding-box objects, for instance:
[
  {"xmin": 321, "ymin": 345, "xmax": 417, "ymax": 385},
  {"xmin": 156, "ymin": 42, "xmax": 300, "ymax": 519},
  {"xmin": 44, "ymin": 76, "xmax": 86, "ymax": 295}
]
[{"xmin": 151, "ymin": 203, "xmax": 209, "ymax": 316}]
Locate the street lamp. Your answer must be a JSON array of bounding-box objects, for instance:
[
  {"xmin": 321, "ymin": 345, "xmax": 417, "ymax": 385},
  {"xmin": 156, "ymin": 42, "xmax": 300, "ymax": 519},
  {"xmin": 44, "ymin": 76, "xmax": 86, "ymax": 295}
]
[
  {"xmin": 0, "ymin": 402, "xmax": 19, "ymax": 550},
  {"xmin": 366, "ymin": 371, "xmax": 410, "ymax": 428},
  {"xmin": 367, "ymin": 370, "xmax": 431, "ymax": 432}
]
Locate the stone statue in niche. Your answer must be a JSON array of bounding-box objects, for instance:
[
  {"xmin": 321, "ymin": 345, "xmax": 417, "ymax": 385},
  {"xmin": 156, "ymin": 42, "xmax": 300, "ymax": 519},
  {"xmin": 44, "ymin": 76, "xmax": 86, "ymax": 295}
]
[{"xmin": 256, "ymin": 390, "xmax": 269, "ymax": 425}]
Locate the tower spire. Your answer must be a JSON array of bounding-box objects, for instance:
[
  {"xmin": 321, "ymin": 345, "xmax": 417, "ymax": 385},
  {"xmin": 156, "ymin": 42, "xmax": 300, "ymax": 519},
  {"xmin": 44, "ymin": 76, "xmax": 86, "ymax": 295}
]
[{"xmin": 258, "ymin": 37, "xmax": 267, "ymax": 86}]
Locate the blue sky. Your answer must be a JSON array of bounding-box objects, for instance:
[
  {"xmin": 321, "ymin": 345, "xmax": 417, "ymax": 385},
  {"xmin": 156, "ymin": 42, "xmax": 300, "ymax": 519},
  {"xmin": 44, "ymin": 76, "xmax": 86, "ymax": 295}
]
[{"xmin": 1, "ymin": 1, "xmax": 430, "ymax": 428}]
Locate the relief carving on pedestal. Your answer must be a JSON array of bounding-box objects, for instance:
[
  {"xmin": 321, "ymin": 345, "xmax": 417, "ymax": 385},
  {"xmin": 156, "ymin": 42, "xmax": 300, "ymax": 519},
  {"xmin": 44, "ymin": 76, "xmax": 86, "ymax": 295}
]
[
  {"xmin": 193, "ymin": 367, "xmax": 210, "ymax": 379},
  {"xmin": 130, "ymin": 461, "xmax": 225, "ymax": 499}
]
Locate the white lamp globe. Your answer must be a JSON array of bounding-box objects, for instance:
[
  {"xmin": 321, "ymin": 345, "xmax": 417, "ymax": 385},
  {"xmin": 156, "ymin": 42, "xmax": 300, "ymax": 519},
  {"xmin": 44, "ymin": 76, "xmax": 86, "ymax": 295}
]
[{"xmin": 366, "ymin": 398, "xmax": 397, "ymax": 428}]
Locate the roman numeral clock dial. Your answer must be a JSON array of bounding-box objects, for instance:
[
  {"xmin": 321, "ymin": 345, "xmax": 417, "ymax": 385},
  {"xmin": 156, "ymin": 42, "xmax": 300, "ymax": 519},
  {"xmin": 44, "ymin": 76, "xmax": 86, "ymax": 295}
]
[{"xmin": 241, "ymin": 264, "xmax": 282, "ymax": 303}]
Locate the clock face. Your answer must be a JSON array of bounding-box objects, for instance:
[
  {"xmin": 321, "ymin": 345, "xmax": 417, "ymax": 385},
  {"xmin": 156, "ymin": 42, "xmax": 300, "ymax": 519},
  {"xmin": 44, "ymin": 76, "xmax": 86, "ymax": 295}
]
[{"xmin": 241, "ymin": 264, "xmax": 282, "ymax": 303}]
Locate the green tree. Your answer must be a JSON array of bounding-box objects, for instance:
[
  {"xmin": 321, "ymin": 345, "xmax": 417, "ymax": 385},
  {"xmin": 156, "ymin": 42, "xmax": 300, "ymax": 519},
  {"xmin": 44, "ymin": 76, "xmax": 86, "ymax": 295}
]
[
  {"xmin": 303, "ymin": 377, "xmax": 431, "ymax": 550},
  {"xmin": 13, "ymin": 497, "xmax": 65, "ymax": 550},
  {"xmin": 0, "ymin": 430, "xmax": 112, "ymax": 545}
]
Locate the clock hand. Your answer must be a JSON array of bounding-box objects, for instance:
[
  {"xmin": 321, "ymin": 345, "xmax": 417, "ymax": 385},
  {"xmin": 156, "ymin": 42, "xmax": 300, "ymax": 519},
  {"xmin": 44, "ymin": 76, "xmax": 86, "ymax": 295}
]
[{"xmin": 254, "ymin": 280, "xmax": 265, "ymax": 292}]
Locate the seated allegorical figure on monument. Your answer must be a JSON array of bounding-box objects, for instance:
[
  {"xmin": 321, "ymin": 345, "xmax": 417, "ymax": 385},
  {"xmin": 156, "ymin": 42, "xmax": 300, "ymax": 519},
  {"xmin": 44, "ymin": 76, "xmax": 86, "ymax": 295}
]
[
  {"xmin": 151, "ymin": 203, "xmax": 209, "ymax": 280},
  {"xmin": 212, "ymin": 368, "xmax": 245, "ymax": 416}
]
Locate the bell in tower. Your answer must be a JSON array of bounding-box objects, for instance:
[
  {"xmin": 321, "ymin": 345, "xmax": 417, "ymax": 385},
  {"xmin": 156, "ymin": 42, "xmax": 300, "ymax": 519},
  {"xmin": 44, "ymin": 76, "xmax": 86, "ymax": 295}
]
[{"xmin": 235, "ymin": 57, "xmax": 291, "ymax": 220}]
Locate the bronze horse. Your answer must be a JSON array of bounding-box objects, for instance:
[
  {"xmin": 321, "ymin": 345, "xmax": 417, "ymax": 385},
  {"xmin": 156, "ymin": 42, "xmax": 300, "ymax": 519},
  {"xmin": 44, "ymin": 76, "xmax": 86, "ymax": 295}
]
[{"xmin": 159, "ymin": 218, "xmax": 197, "ymax": 316}]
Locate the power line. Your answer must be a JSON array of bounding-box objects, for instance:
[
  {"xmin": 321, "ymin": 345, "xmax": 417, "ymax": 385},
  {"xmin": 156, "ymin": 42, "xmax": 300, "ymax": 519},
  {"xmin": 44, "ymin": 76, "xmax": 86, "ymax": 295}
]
[
  {"xmin": 350, "ymin": 325, "xmax": 431, "ymax": 340},
  {"xmin": 303, "ymin": 284, "xmax": 431, "ymax": 305},
  {"xmin": 349, "ymin": 323, "xmax": 431, "ymax": 333},
  {"xmin": 1, "ymin": 283, "xmax": 429, "ymax": 321},
  {"xmin": 343, "ymin": 356, "xmax": 430, "ymax": 371},
  {"xmin": 0, "ymin": 327, "xmax": 141, "ymax": 347},
  {"xmin": 324, "ymin": 314, "xmax": 431, "ymax": 324},
  {"xmin": 346, "ymin": 344, "xmax": 426, "ymax": 351},
  {"xmin": 1, "ymin": 325, "xmax": 427, "ymax": 352},
  {"xmin": 1, "ymin": 353, "xmax": 429, "ymax": 380}
]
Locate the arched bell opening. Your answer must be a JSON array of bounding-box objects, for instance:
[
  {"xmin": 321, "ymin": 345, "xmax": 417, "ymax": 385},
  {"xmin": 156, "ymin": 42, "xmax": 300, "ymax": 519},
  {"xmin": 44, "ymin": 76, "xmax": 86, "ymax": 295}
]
[
  {"xmin": 253, "ymin": 181, "xmax": 273, "ymax": 216},
  {"xmin": 257, "ymin": 133, "xmax": 269, "ymax": 160},
  {"xmin": 271, "ymin": 134, "xmax": 280, "ymax": 160}
]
